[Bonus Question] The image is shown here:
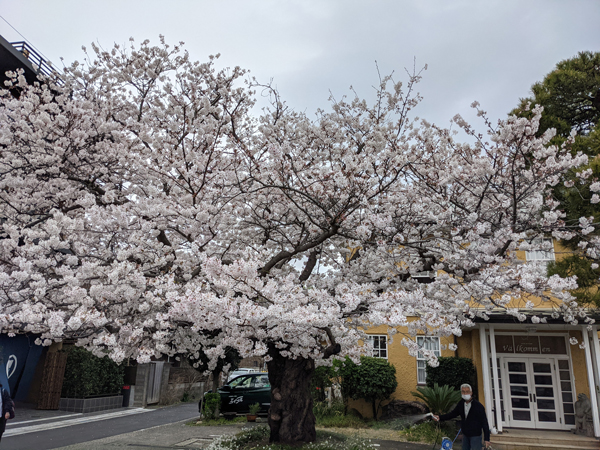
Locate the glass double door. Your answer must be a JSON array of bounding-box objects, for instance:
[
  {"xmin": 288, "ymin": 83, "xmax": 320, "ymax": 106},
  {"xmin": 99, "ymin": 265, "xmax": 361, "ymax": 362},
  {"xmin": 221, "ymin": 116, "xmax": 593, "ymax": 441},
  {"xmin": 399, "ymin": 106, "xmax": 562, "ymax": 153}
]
[{"xmin": 505, "ymin": 358, "xmax": 561, "ymax": 429}]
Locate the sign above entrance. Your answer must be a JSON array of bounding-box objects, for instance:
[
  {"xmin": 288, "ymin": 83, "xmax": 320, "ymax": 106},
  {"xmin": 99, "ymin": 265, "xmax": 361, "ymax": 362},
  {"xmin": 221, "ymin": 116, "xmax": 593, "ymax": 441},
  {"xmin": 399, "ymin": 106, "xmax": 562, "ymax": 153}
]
[
  {"xmin": 539, "ymin": 336, "xmax": 567, "ymax": 354},
  {"xmin": 514, "ymin": 335, "xmax": 540, "ymax": 354},
  {"xmin": 494, "ymin": 335, "xmax": 567, "ymax": 355}
]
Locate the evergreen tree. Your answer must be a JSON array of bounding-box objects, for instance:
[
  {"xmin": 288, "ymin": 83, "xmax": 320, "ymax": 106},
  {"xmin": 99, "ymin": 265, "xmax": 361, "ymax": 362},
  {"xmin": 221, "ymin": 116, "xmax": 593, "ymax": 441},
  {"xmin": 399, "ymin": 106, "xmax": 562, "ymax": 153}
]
[
  {"xmin": 514, "ymin": 51, "xmax": 600, "ymax": 146},
  {"xmin": 514, "ymin": 52, "xmax": 600, "ymax": 306}
]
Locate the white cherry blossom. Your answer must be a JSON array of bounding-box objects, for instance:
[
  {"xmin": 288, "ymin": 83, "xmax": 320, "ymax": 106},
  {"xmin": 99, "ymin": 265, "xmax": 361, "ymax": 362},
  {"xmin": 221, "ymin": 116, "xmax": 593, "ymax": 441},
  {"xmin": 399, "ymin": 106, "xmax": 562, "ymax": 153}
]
[{"xmin": 0, "ymin": 39, "xmax": 597, "ymax": 445}]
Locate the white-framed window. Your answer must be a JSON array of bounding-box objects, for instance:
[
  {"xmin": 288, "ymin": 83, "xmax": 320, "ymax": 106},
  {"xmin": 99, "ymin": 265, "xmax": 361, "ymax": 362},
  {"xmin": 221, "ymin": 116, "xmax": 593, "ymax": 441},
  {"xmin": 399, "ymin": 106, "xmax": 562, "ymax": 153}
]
[
  {"xmin": 416, "ymin": 336, "xmax": 440, "ymax": 384},
  {"xmin": 366, "ymin": 335, "xmax": 388, "ymax": 359},
  {"xmin": 411, "ymin": 271, "xmax": 436, "ymax": 285},
  {"xmin": 525, "ymin": 238, "xmax": 555, "ymax": 266},
  {"xmin": 412, "ymin": 271, "xmax": 435, "ymax": 279}
]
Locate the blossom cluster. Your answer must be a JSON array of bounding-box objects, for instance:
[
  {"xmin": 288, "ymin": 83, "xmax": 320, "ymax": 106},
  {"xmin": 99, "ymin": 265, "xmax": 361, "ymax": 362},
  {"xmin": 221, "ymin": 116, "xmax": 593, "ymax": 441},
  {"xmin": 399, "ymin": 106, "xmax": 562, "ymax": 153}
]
[{"xmin": 0, "ymin": 39, "xmax": 595, "ymax": 369}]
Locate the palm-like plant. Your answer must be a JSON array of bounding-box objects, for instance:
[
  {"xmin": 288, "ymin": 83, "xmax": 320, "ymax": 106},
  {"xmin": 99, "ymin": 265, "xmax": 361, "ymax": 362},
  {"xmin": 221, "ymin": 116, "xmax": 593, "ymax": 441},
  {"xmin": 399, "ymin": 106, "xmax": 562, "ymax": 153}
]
[{"xmin": 411, "ymin": 383, "xmax": 461, "ymax": 415}]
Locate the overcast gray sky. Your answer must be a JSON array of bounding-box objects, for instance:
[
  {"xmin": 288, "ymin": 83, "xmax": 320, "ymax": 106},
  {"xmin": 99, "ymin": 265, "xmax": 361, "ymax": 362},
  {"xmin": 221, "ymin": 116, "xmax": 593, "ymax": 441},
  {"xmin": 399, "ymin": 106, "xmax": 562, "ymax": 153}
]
[{"xmin": 1, "ymin": 0, "xmax": 598, "ymax": 127}]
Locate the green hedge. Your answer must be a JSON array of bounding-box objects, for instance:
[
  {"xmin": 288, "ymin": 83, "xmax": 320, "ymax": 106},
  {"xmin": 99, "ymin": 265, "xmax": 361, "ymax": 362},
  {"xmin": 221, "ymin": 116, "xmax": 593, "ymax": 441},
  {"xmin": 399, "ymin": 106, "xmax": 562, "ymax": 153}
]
[
  {"xmin": 61, "ymin": 346, "xmax": 125, "ymax": 398},
  {"xmin": 425, "ymin": 356, "xmax": 477, "ymax": 398}
]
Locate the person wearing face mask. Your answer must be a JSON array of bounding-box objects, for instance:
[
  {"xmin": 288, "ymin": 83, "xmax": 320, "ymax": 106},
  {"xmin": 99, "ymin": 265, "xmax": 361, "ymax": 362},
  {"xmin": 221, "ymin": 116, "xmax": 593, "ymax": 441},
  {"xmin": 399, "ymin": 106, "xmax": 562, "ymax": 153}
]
[{"xmin": 432, "ymin": 384, "xmax": 490, "ymax": 450}]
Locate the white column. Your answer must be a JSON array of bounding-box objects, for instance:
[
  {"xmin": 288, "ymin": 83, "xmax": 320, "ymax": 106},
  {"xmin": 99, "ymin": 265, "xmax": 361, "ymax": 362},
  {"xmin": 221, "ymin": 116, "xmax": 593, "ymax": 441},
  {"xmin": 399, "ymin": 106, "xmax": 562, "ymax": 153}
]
[
  {"xmin": 581, "ymin": 327, "xmax": 600, "ymax": 438},
  {"xmin": 589, "ymin": 326, "xmax": 600, "ymax": 429},
  {"xmin": 488, "ymin": 325, "xmax": 503, "ymax": 432},
  {"xmin": 479, "ymin": 325, "xmax": 494, "ymax": 427}
]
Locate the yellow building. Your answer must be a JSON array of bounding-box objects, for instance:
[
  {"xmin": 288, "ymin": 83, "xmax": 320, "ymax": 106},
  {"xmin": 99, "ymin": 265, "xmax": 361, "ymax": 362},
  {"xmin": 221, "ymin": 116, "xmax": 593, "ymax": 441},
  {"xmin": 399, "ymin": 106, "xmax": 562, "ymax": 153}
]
[{"xmin": 354, "ymin": 239, "xmax": 600, "ymax": 439}]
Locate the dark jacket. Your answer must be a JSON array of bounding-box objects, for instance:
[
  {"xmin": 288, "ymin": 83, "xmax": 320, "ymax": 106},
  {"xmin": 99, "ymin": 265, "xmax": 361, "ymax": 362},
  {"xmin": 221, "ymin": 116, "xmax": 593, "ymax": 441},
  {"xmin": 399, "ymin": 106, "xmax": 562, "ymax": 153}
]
[
  {"xmin": 1, "ymin": 388, "xmax": 15, "ymax": 420},
  {"xmin": 440, "ymin": 399, "xmax": 490, "ymax": 441}
]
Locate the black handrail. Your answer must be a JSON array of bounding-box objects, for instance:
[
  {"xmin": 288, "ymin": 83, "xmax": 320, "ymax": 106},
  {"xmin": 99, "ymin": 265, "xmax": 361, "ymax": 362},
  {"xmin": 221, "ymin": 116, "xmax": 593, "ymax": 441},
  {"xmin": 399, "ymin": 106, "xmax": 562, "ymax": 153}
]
[{"xmin": 10, "ymin": 40, "xmax": 59, "ymax": 79}]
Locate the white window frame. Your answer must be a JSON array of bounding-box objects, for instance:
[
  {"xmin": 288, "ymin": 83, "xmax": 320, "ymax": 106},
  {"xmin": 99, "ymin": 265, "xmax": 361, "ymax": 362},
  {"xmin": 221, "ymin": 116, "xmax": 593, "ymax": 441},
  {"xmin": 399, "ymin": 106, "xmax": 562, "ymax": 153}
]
[
  {"xmin": 416, "ymin": 336, "xmax": 440, "ymax": 385},
  {"xmin": 412, "ymin": 271, "xmax": 435, "ymax": 279},
  {"xmin": 366, "ymin": 335, "xmax": 388, "ymax": 359},
  {"xmin": 525, "ymin": 238, "xmax": 555, "ymax": 265}
]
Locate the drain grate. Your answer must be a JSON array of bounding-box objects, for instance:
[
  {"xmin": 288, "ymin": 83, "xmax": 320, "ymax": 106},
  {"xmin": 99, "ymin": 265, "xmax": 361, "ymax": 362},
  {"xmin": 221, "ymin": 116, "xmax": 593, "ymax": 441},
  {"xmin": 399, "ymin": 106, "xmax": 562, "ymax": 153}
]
[
  {"xmin": 127, "ymin": 445, "xmax": 184, "ymax": 449},
  {"xmin": 125, "ymin": 437, "xmax": 214, "ymax": 449},
  {"xmin": 174, "ymin": 438, "xmax": 213, "ymax": 448}
]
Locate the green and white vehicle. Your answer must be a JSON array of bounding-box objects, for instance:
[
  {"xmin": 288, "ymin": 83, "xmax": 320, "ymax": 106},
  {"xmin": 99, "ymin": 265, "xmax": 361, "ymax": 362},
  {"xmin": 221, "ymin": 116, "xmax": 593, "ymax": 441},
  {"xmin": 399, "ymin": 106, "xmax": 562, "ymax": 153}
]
[{"xmin": 218, "ymin": 373, "xmax": 271, "ymax": 417}]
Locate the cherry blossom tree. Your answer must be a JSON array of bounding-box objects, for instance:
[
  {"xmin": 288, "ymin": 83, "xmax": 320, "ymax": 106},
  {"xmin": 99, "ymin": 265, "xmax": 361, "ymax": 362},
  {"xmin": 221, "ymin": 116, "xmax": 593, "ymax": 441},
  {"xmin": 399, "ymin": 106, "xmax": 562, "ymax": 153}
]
[{"xmin": 0, "ymin": 39, "xmax": 596, "ymax": 444}]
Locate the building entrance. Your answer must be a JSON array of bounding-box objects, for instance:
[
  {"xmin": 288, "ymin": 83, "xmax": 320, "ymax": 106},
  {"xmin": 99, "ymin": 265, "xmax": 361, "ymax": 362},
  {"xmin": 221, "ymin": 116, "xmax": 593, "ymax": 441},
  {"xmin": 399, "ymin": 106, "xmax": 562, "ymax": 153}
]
[
  {"xmin": 491, "ymin": 333, "xmax": 576, "ymax": 430},
  {"xmin": 505, "ymin": 358, "xmax": 561, "ymax": 429}
]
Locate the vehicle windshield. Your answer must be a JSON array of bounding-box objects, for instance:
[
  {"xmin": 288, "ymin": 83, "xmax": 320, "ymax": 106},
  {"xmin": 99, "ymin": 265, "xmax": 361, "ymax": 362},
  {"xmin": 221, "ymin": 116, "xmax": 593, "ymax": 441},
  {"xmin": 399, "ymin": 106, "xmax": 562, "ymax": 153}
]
[
  {"xmin": 228, "ymin": 374, "xmax": 270, "ymax": 389},
  {"xmin": 229, "ymin": 375, "xmax": 253, "ymax": 388}
]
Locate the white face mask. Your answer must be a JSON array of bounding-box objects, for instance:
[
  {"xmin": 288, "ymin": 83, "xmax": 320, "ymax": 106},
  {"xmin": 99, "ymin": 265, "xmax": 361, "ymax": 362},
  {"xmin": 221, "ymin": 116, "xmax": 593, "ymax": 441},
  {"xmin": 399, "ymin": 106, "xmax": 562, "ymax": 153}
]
[{"xmin": 462, "ymin": 394, "xmax": 472, "ymax": 401}]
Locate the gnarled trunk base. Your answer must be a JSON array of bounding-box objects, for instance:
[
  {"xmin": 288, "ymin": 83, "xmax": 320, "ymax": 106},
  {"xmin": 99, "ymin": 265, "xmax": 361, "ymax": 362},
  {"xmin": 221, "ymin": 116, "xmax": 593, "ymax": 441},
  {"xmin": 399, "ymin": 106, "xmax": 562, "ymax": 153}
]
[{"xmin": 267, "ymin": 351, "xmax": 316, "ymax": 445}]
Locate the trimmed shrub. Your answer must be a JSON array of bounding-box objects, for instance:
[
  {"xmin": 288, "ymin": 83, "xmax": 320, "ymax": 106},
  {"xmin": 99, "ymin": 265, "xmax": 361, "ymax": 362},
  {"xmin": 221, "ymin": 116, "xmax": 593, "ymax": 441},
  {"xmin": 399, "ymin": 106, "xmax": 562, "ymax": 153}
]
[
  {"xmin": 339, "ymin": 356, "xmax": 397, "ymax": 420},
  {"xmin": 61, "ymin": 346, "xmax": 124, "ymax": 398},
  {"xmin": 203, "ymin": 393, "xmax": 221, "ymax": 420},
  {"xmin": 425, "ymin": 356, "xmax": 477, "ymax": 398}
]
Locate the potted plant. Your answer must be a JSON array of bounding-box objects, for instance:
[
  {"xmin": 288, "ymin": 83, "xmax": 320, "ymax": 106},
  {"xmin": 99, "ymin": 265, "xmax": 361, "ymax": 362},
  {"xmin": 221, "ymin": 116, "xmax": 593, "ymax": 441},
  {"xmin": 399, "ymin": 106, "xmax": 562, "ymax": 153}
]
[{"xmin": 246, "ymin": 402, "xmax": 261, "ymax": 422}]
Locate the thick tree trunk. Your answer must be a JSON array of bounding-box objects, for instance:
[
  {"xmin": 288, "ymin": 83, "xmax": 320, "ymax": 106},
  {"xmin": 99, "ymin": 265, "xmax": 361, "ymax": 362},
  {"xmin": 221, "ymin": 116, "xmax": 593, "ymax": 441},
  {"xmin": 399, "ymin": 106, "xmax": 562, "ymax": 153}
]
[{"xmin": 267, "ymin": 350, "xmax": 316, "ymax": 445}]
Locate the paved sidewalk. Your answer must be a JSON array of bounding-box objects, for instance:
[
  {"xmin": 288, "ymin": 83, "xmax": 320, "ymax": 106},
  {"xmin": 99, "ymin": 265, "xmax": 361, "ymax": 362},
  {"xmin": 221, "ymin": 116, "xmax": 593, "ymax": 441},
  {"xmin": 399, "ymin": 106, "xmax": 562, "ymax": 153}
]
[
  {"xmin": 13, "ymin": 402, "xmax": 77, "ymax": 422},
  {"xmin": 52, "ymin": 420, "xmax": 250, "ymax": 449},
  {"xmin": 51, "ymin": 419, "xmax": 432, "ymax": 450},
  {"xmin": 9, "ymin": 401, "xmax": 156, "ymax": 429}
]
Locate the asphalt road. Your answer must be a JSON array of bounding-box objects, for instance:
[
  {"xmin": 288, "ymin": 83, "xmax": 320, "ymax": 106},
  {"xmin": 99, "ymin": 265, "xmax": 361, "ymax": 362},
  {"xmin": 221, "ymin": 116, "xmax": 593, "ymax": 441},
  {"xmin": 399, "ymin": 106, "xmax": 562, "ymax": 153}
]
[
  {"xmin": 3, "ymin": 402, "xmax": 433, "ymax": 450},
  {"xmin": 4, "ymin": 402, "xmax": 200, "ymax": 450}
]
